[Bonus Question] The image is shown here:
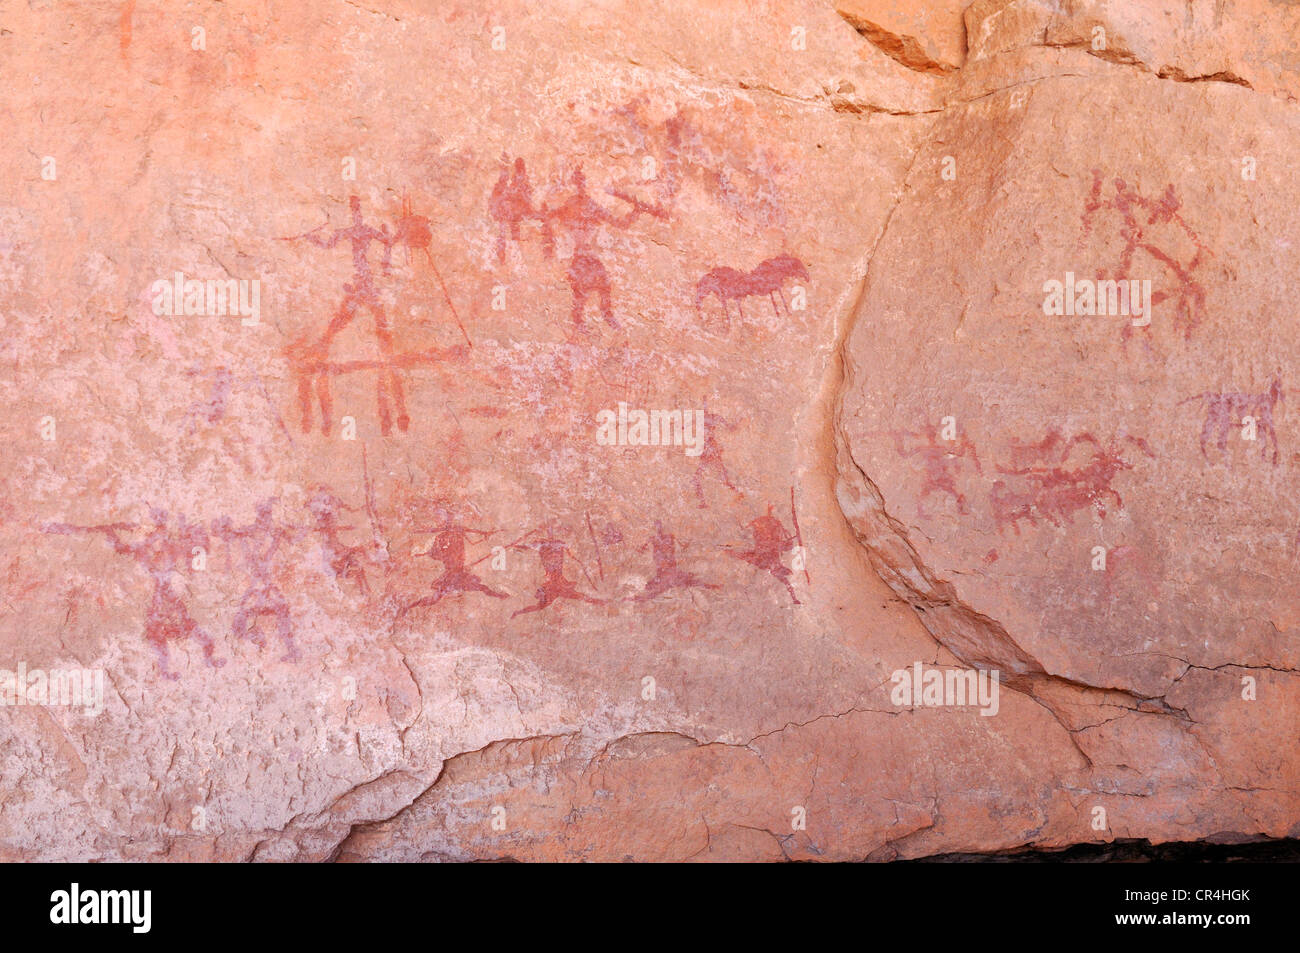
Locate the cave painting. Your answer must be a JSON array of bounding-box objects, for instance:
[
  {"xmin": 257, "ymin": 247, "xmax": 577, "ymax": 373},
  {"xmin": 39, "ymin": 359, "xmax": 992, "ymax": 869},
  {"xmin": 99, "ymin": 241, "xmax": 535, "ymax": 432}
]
[
  {"xmin": 510, "ymin": 531, "xmax": 605, "ymax": 618},
  {"xmin": 214, "ymin": 499, "xmax": 305, "ymax": 662},
  {"xmin": 609, "ymin": 96, "xmax": 785, "ymax": 225},
  {"xmin": 692, "ymin": 403, "xmax": 742, "ymax": 509},
  {"xmin": 999, "ymin": 428, "xmax": 1091, "ymax": 471},
  {"xmin": 399, "ymin": 503, "xmax": 508, "ymax": 619},
  {"xmin": 1181, "ymin": 376, "xmax": 1283, "ymax": 465},
  {"xmin": 283, "ymin": 194, "xmax": 466, "ymax": 436},
  {"xmin": 886, "ymin": 424, "xmax": 982, "ymax": 518},
  {"xmin": 396, "ymin": 191, "xmax": 473, "ymax": 347},
  {"xmin": 540, "ymin": 165, "xmax": 668, "ymax": 331},
  {"xmin": 495, "ymin": 158, "xmax": 667, "ymax": 332},
  {"xmin": 1082, "ymin": 171, "xmax": 1210, "ymax": 347},
  {"xmin": 694, "ymin": 254, "xmax": 808, "ymax": 329},
  {"xmin": 183, "ymin": 364, "xmax": 293, "ymax": 442},
  {"xmin": 44, "ymin": 511, "xmax": 224, "ymax": 679},
  {"xmin": 633, "ymin": 520, "xmax": 720, "ymax": 600},
  {"xmin": 307, "ymin": 486, "xmax": 373, "ymax": 597},
  {"xmin": 183, "ymin": 365, "xmax": 234, "ymax": 432},
  {"xmin": 726, "ymin": 502, "xmax": 803, "ymax": 605},
  {"xmin": 991, "ymin": 432, "xmax": 1154, "ymax": 534},
  {"xmin": 42, "ymin": 481, "xmax": 839, "ymax": 672},
  {"xmin": 490, "ymin": 155, "xmax": 542, "ymax": 264}
]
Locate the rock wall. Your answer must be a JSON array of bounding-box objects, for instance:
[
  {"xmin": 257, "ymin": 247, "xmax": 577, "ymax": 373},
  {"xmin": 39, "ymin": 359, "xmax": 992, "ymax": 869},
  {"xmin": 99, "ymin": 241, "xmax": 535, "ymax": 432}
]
[{"xmin": 0, "ymin": 0, "xmax": 1296, "ymax": 860}]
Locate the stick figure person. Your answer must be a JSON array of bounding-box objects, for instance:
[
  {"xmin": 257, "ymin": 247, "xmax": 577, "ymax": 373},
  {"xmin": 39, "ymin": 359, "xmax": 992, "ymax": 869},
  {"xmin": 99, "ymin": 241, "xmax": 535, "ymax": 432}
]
[{"xmin": 285, "ymin": 196, "xmax": 409, "ymax": 435}]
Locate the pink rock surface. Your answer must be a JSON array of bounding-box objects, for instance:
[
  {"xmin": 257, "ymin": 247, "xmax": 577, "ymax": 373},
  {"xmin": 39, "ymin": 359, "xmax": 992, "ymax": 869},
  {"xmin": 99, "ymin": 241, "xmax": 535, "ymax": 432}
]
[{"xmin": 0, "ymin": 0, "xmax": 1295, "ymax": 861}]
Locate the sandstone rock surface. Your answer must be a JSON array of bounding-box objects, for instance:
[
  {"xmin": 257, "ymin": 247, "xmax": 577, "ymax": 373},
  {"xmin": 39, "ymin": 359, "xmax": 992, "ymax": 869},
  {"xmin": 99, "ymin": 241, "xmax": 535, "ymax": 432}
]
[{"xmin": 0, "ymin": 0, "xmax": 1295, "ymax": 861}]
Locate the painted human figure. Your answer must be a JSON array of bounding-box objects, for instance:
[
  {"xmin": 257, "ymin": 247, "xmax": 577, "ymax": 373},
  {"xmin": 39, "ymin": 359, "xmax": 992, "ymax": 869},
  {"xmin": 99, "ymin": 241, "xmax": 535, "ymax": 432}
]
[
  {"xmin": 400, "ymin": 504, "xmax": 508, "ymax": 617},
  {"xmin": 307, "ymin": 488, "xmax": 370, "ymax": 596},
  {"xmin": 538, "ymin": 166, "xmax": 650, "ymax": 331},
  {"xmin": 183, "ymin": 364, "xmax": 293, "ymax": 443},
  {"xmin": 287, "ymin": 195, "xmax": 408, "ymax": 435},
  {"xmin": 184, "ymin": 365, "xmax": 234, "ymax": 432},
  {"xmin": 728, "ymin": 505, "xmax": 800, "ymax": 605},
  {"xmin": 889, "ymin": 424, "xmax": 982, "ymax": 517},
  {"xmin": 1082, "ymin": 171, "xmax": 1210, "ymax": 347},
  {"xmin": 692, "ymin": 404, "xmax": 741, "ymax": 509},
  {"xmin": 216, "ymin": 499, "xmax": 306, "ymax": 662},
  {"xmin": 510, "ymin": 534, "xmax": 604, "ymax": 618},
  {"xmin": 489, "ymin": 155, "xmax": 539, "ymax": 264},
  {"xmin": 45, "ymin": 510, "xmax": 224, "ymax": 679},
  {"xmin": 634, "ymin": 521, "xmax": 718, "ymax": 600}
]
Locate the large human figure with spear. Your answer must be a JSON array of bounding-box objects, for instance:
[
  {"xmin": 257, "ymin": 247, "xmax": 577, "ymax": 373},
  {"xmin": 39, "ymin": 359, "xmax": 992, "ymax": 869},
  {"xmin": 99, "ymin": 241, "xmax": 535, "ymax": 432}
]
[{"xmin": 283, "ymin": 195, "xmax": 407, "ymax": 435}]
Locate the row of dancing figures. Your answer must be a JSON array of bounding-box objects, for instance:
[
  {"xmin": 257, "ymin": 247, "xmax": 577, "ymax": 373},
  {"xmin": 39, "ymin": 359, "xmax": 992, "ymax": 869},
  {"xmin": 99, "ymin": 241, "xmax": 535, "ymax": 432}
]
[
  {"xmin": 399, "ymin": 502, "xmax": 804, "ymax": 622},
  {"xmin": 42, "ymin": 496, "xmax": 805, "ymax": 677},
  {"xmin": 43, "ymin": 502, "xmax": 305, "ymax": 678}
]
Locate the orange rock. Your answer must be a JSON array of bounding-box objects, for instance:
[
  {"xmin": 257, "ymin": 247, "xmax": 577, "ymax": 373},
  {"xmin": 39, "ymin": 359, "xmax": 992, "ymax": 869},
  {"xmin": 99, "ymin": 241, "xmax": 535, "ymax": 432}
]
[{"xmin": 0, "ymin": 0, "xmax": 1295, "ymax": 862}]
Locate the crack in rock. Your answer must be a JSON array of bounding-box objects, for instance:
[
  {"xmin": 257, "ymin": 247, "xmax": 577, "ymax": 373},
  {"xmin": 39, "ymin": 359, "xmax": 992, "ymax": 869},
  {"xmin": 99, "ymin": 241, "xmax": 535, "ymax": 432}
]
[{"xmin": 838, "ymin": 11, "xmax": 958, "ymax": 76}]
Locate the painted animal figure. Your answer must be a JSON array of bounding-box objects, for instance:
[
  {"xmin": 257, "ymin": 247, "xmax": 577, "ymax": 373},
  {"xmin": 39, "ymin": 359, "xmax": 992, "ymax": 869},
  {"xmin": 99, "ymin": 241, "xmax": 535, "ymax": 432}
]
[
  {"xmin": 1181, "ymin": 376, "xmax": 1283, "ymax": 465},
  {"xmin": 992, "ymin": 434, "xmax": 1154, "ymax": 533},
  {"xmin": 695, "ymin": 254, "xmax": 809, "ymax": 329},
  {"xmin": 989, "ymin": 480, "xmax": 1039, "ymax": 536}
]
